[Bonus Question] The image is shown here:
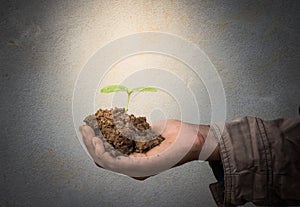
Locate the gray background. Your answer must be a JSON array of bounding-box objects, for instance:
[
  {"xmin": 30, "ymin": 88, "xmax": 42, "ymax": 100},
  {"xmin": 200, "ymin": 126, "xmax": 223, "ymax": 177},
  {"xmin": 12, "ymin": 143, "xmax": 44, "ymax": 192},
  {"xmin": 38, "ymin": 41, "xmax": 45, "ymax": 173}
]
[{"xmin": 1, "ymin": 0, "xmax": 299, "ymax": 206}]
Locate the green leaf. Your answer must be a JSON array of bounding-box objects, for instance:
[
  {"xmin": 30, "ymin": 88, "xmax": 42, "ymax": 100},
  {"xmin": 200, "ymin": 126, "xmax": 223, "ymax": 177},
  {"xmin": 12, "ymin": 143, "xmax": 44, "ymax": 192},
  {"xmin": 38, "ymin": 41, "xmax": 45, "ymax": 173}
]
[
  {"xmin": 100, "ymin": 85, "xmax": 129, "ymax": 93},
  {"xmin": 132, "ymin": 86, "xmax": 158, "ymax": 92}
]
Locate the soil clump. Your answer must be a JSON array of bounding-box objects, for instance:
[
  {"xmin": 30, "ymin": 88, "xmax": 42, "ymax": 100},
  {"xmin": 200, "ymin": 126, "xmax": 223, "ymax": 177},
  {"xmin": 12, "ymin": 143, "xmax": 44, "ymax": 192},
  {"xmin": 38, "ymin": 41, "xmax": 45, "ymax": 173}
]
[{"xmin": 84, "ymin": 108, "xmax": 165, "ymax": 156}]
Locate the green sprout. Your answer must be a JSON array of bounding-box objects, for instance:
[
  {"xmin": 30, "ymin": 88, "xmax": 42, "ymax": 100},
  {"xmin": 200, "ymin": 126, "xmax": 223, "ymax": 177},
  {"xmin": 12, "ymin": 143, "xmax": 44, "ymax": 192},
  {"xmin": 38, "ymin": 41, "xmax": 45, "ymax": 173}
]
[{"xmin": 100, "ymin": 85, "xmax": 158, "ymax": 112}]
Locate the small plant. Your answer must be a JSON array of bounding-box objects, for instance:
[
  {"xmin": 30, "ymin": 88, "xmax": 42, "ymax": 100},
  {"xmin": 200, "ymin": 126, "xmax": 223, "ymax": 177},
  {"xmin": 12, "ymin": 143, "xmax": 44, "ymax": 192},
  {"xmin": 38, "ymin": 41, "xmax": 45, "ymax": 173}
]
[{"xmin": 100, "ymin": 85, "xmax": 157, "ymax": 112}]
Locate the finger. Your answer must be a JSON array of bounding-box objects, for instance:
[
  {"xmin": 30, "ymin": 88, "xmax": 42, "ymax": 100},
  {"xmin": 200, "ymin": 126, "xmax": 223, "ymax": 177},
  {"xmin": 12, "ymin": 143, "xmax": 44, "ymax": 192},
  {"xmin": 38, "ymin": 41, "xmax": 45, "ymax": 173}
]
[
  {"xmin": 80, "ymin": 125, "xmax": 95, "ymax": 147},
  {"xmin": 92, "ymin": 137, "xmax": 106, "ymax": 158},
  {"xmin": 80, "ymin": 125, "xmax": 95, "ymax": 137},
  {"xmin": 80, "ymin": 125, "xmax": 100, "ymax": 164}
]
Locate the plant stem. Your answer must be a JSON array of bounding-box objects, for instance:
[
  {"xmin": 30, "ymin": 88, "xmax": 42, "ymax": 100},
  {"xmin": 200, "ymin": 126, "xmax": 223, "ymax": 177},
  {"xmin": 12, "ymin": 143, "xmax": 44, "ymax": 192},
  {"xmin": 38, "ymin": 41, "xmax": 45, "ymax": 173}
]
[{"xmin": 125, "ymin": 92, "xmax": 131, "ymax": 112}]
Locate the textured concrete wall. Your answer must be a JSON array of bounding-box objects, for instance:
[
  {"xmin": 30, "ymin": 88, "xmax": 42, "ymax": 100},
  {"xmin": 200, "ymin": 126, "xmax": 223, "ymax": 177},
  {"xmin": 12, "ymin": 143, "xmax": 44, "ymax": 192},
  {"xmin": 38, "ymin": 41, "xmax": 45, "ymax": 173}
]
[{"xmin": 1, "ymin": 0, "xmax": 299, "ymax": 206}]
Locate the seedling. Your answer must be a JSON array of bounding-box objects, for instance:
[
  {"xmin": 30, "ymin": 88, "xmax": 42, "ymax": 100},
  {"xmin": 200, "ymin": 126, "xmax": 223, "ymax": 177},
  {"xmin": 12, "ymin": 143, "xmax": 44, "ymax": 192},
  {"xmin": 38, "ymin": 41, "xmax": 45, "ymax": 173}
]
[{"xmin": 100, "ymin": 85, "xmax": 157, "ymax": 112}]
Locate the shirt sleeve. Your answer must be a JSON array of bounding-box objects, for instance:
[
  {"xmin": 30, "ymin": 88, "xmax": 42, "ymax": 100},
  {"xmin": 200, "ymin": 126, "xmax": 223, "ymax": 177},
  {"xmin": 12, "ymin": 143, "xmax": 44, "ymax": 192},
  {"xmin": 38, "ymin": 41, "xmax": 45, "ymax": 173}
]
[{"xmin": 208, "ymin": 117, "xmax": 300, "ymax": 206}]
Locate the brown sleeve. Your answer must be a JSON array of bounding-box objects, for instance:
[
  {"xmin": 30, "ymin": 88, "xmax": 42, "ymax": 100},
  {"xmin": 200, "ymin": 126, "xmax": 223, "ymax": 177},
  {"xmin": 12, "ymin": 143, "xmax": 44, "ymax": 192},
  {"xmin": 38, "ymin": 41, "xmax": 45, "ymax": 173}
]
[{"xmin": 209, "ymin": 117, "xmax": 300, "ymax": 206}]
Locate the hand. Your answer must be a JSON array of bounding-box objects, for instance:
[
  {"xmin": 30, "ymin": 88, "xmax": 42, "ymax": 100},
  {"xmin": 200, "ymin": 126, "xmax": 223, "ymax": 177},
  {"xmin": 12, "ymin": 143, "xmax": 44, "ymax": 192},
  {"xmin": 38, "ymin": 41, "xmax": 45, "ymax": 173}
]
[{"xmin": 80, "ymin": 120, "xmax": 208, "ymax": 179}]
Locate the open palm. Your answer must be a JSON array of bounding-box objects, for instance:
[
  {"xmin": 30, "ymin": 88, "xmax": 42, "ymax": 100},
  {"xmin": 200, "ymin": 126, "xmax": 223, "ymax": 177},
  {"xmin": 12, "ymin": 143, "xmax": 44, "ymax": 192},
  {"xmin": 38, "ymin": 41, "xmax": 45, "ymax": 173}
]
[{"xmin": 80, "ymin": 120, "xmax": 205, "ymax": 178}]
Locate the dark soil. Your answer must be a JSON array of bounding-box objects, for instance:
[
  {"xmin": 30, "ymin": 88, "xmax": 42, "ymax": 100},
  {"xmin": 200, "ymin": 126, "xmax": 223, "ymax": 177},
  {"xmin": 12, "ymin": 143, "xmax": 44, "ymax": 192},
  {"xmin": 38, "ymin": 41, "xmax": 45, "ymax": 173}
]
[{"xmin": 84, "ymin": 108, "xmax": 165, "ymax": 156}]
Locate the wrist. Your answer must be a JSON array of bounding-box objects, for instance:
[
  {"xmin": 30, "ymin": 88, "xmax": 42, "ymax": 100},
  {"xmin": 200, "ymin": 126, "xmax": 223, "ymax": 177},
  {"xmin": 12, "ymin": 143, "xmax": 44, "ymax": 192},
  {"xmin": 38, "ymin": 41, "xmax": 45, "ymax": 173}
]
[{"xmin": 198, "ymin": 125, "xmax": 221, "ymax": 161}]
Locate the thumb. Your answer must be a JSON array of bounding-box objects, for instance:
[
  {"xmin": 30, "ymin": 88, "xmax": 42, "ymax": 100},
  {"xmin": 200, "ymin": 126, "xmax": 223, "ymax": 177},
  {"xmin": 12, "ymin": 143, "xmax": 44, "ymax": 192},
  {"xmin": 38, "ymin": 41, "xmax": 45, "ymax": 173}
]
[{"xmin": 150, "ymin": 120, "xmax": 167, "ymax": 134}]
